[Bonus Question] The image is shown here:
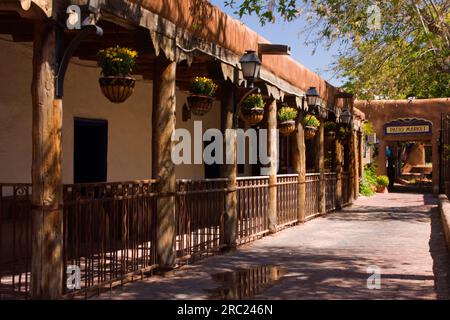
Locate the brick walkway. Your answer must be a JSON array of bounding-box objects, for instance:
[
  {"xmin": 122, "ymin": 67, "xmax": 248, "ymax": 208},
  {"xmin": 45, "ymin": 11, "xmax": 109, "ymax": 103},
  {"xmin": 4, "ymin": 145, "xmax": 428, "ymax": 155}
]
[{"xmin": 97, "ymin": 191, "xmax": 450, "ymax": 300}]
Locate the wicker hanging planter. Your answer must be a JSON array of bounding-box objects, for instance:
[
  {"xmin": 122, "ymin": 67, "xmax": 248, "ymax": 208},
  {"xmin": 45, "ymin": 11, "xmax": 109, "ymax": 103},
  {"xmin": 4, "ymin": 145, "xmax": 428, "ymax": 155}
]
[
  {"xmin": 304, "ymin": 126, "xmax": 318, "ymax": 140},
  {"xmin": 240, "ymin": 107, "xmax": 264, "ymax": 126},
  {"xmin": 278, "ymin": 120, "xmax": 296, "ymax": 136},
  {"xmin": 187, "ymin": 95, "xmax": 214, "ymax": 116},
  {"xmin": 326, "ymin": 131, "xmax": 336, "ymax": 140},
  {"xmin": 99, "ymin": 76, "xmax": 135, "ymax": 103}
]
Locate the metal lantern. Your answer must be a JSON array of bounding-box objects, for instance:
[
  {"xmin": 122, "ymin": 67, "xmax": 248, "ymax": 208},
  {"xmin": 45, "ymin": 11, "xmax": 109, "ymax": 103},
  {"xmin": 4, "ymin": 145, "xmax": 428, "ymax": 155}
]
[
  {"xmin": 340, "ymin": 109, "xmax": 352, "ymax": 126},
  {"xmin": 240, "ymin": 50, "xmax": 261, "ymax": 88},
  {"xmin": 306, "ymin": 87, "xmax": 319, "ymax": 115}
]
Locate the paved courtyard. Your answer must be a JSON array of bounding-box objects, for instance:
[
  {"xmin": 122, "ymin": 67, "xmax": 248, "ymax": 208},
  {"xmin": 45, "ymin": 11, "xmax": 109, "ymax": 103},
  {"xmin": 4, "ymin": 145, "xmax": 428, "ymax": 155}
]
[{"xmin": 97, "ymin": 191, "xmax": 450, "ymax": 300}]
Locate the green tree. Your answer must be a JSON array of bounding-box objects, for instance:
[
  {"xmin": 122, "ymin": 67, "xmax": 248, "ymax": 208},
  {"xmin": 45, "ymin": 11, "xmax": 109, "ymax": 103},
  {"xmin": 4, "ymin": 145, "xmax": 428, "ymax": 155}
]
[{"xmin": 225, "ymin": 0, "xmax": 450, "ymax": 99}]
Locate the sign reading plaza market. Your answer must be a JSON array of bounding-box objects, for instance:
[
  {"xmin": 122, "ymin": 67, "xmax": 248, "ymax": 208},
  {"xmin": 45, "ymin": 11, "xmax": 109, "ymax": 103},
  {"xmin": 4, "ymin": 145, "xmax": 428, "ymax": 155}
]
[{"xmin": 384, "ymin": 118, "xmax": 432, "ymax": 135}]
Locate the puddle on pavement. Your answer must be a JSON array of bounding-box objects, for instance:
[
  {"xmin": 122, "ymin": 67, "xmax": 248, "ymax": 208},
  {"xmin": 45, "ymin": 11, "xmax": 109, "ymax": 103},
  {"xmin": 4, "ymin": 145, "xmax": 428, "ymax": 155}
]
[{"xmin": 206, "ymin": 265, "xmax": 286, "ymax": 300}]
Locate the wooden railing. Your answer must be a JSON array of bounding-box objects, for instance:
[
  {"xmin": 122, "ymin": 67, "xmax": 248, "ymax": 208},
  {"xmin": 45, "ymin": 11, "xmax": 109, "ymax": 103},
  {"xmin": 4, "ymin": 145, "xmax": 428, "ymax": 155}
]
[
  {"xmin": 305, "ymin": 173, "xmax": 320, "ymax": 218},
  {"xmin": 276, "ymin": 174, "xmax": 298, "ymax": 226},
  {"xmin": 62, "ymin": 180, "xmax": 158, "ymax": 297},
  {"xmin": 175, "ymin": 179, "xmax": 227, "ymax": 265},
  {"xmin": 237, "ymin": 176, "xmax": 269, "ymax": 244},
  {"xmin": 325, "ymin": 173, "xmax": 337, "ymax": 212},
  {"xmin": 0, "ymin": 184, "xmax": 32, "ymax": 299}
]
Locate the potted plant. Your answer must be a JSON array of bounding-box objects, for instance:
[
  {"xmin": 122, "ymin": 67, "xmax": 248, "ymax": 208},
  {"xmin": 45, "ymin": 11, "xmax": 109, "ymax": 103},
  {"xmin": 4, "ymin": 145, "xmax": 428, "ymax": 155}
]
[
  {"xmin": 277, "ymin": 106, "xmax": 298, "ymax": 135},
  {"xmin": 187, "ymin": 77, "xmax": 218, "ymax": 116},
  {"xmin": 337, "ymin": 126, "xmax": 349, "ymax": 141},
  {"xmin": 97, "ymin": 46, "xmax": 138, "ymax": 103},
  {"xmin": 324, "ymin": 121, "xmax": 337, "ymax": 139},
  {"xmin": 302, "ymin": 114, "xmax": 320, "ymax": 140},
  {"xmin": 376, "ymin": 175, "xmax": 389, "ymax": 193},
  {"xmin": 240, "ymin": 93, "xmax": 265, "ymax": 126}
]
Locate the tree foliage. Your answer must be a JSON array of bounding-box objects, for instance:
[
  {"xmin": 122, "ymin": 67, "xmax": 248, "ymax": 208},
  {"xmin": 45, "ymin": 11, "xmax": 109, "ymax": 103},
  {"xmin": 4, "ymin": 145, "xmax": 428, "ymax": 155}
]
[{"xmin": 225, "ymin": 0, "xmax": 450, "ymax": 99}]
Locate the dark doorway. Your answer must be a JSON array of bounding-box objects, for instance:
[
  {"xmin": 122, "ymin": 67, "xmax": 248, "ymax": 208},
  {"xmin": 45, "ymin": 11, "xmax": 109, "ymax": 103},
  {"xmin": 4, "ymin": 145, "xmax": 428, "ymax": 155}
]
[
  {"xmin": 74, "ymin": 118, "xmax": 108, "ymax": 183},
  {"xmin": 204, "ymin": 138, "xmax": 221, "ymax": 179}
]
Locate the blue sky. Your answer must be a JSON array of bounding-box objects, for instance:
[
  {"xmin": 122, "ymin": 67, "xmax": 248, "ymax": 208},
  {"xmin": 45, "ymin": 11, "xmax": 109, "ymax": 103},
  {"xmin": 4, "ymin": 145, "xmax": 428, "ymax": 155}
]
[{"xmin": 210, "ymin": 1, "xmax": 343, "ymax": 87}]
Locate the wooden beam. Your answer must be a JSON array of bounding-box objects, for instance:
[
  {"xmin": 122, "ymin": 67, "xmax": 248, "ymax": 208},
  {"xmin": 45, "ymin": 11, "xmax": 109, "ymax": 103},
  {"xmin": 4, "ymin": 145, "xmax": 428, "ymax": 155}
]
[
  {"xmin": 292, "ymin": 114, "xmax": 306, "ymax": 222},
  {"xmin": 31, "ymin": 20, "xmax": 63, "ymax": 299},
  {"xmin": 315, "ymin": 122, "xmax": 326, "ymax": 213},
  {"xmin": 267, "ymin": 99, "xmax": 278, "ymax": 233}
]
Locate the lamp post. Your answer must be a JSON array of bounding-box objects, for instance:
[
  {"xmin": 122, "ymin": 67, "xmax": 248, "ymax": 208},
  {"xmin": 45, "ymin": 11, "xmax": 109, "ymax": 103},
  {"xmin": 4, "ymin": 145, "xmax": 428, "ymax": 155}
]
[
  {"xmin": 239, "ymin": 50, "xmax": 262, "ymax": 89},
  {"xmin": 306, "ymin": 87, "xmax": 319, "ymax": 115}
]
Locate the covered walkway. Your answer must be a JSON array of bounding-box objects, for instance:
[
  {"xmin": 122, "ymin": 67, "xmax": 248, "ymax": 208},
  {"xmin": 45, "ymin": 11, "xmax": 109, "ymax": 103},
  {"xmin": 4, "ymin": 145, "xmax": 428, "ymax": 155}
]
[{"xmin": 98, "ymin": 192, "xmax": 450, "ymax": 300}]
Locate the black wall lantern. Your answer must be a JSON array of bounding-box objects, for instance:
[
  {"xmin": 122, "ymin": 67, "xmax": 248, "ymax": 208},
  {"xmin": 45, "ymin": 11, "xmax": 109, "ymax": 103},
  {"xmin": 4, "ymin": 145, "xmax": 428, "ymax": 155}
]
[
  {"xmin": 306, "ymin": 87, "xmax": 319, "ymax": 115},
  {"xmin": 340, "ymin": 109, "xmax": 352, "ymax": 126},
  {"xmin": 240, "ymin": 50, "xmax": 262, "ymax": 89}
]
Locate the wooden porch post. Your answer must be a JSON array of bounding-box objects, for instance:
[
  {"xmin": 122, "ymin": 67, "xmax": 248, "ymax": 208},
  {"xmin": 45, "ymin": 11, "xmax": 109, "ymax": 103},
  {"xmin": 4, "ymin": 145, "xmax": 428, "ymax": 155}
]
[
  {"xmin": 267, "ymin": 99, "xmax": 278, "ymax": 233},
  {"xmin": 152, "ymin": 56, "xmax": 177, "ymax": 270},
  {"xmin": 359, "ymin": 131, "xmax": 364, "ymax": 183},
  {"xmin": 315, "ymin": 122, "xmax": 326, "ymax": 213},
  {"xmin": 353, "ymin": 129, "xmax": 360, "ymax": 200},
  {"xmin": 292, "ymin": 115, "xmax": 306, "ymax": 222},
  {"xmin": 31, "ymin": 21, "xmax": 63, "ymax": 299},
  {"xmin": 348, "ymin": 128, "xmax": 356, "ymax": 204},
  {"xmin": 221, "ymin": 84, "xmax": 237, "ymax": 249},
  {"xmin": 335, "ymin": 139, "xmax": 343, "ymax": 210}
]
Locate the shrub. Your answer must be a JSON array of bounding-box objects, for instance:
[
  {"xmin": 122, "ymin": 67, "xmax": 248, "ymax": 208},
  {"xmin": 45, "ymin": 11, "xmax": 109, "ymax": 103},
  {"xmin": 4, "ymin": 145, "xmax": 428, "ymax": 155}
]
[
  {"xmin": 97, "ymin": 46, "xmax": 138, "ymax": 77},
  {"xmin": 242, "ymin": 93, "xmax": 265, "ymax": 110},
  {"xmin": 360, "ymin": 163, "xmax": 378, "ymax": 196},
  {"xmin": 190, "ymin": 77, "xmax": 218, "ymax": 96},
  {"xmin": 324, "ymin": 121, "xmax": 337, "ymax": 132},
  {"xmin": 303, "ymin": 114, "xmax": 320, "ymax": 128},
  {"xmin": 376, "ymin": 175, "xmax": 389, "ymax": 187},
  {"xmin": 277, "ymin": 106, "xmax": 298, "ymax": 122}
]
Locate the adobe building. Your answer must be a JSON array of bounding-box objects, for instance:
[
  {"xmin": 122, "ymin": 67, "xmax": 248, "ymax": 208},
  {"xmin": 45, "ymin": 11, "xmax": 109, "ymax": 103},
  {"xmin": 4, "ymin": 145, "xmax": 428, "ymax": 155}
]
[{"xmin": 356, "ymin": 98, "xmax": 450, "ymax": 193}]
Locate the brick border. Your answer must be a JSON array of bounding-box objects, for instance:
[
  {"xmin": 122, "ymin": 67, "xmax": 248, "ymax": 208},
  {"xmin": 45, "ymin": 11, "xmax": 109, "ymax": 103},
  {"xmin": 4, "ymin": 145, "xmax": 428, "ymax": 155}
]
[{"xmin": 438, "ymin": 194, "xmax": 450, "ymax": 250}]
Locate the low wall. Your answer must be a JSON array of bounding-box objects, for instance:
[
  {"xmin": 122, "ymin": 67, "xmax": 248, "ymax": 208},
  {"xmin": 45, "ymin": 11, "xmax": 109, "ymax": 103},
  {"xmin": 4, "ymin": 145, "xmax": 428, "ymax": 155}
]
[{"xmin": 438, "ymin": 194, "xmax": 450, "ymax": 250}]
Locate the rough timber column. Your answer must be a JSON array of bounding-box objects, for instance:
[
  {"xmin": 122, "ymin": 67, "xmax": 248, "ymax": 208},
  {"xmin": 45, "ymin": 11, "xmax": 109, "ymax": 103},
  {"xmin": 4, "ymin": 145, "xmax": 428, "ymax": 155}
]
[
  {"xmin": 31, "ymin": 21, "xmax": 63, "ymax": 299},
  {"xmin": 335, "ymin": 138, "xmax": 343, "ymax": 210},
  {"xmin": 353, "ymin": 129, "xmax": 360, "ymax": 200},
  {"xmin": 291, "ymin": 114, "xmax": 306, "ymax": 222},
  {"xmin": 359, "ymin": 131, "xmax": 364, "ymax": 181},
  {"xmin": 348, "ymin": 128, "xmax": 356, "ymax": 204},
  {"xmin": 152, "ymin": 56, "xmax": 177, "ymax": 269},
  {"xmin": 315, "ymin": 122, "xmax": 326, "ymax": 213},
  {"xmin": 267, "ymin": 99, "xmax": 278, "ymax": 233},
  {"xmin": 221, "ymin": 84, "xmax": 237, "ymax": 249}
]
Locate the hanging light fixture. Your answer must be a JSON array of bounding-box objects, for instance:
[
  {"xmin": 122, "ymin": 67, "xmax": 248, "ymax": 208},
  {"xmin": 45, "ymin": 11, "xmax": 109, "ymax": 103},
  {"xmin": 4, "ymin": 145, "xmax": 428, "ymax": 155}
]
[
  {"xmin": 305, "ymin": 87, "xmax": 319, "ymax": 115},
  {"xmin": 239, "ymin": 50, "xmax": 262, "ymax": 89},
  {"xmin": 340, "ymin": 109, "xmax": 352, "ymax": 126}
]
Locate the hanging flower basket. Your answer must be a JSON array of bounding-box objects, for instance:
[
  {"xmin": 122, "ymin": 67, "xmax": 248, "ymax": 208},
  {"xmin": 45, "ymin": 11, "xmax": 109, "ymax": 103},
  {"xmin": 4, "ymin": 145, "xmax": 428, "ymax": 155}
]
[
  {"xmin": 304, "ymin": 126, "xmax": 318, "ymax": 140},
  {"xmin": 277, "ymin": 106, "xmax": 298, "ymax": 136},
  {"xmin": 279, "ymin": 120, "xmax": 296, "ymax": 135},
  {"xmin": 303, "ymin": 114, "xmax": 320, "ymax": 140},
  {"xmin": 188, "ymin": 77, "xmax": 218, "ymax": 116},
  {"xmin": 324, "ymin": 121, "xmax": 337, "ymax": 140},
  {"xmin": 187, "ymin": 95, "xmax": 215, "ymax": 116},
  {"xmin": 97, "ymin": 46, "xmax": 138, "ymax": 104},
  {"xmin": 240, "ymin": 93, "xmax": 265, "ymax": 126},
  {"xmin": 99, "ymin": 76, "xmax": 135, "ymax": 103},
  {"xmin": 337, "ymin": 127, "xmax": 349, "ymax": 141}
]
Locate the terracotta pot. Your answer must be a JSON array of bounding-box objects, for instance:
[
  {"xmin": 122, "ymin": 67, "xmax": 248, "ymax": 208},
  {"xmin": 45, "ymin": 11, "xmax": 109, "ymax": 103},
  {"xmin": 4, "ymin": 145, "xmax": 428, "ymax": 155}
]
[
  {"xmin": 278, "ymin": 120, "xmax": 296, "ymax": 136},
  {"xmin": 376, "ymin": 185, "xmax": 388, "ymax": 193},
  {"xmin": 187, "ymin": 95, "xmax": 214, "ymax": 116},
  {"xmin": 99, "ymin": 76, "xmax": 135, "ymax": 103},
  {"xmin": 240, "ymin": 108, "xmax": 264, "ymax": 126},
  {"xmin": 304, "ymin": 126, "xmax": 318, "ymax": 140}
]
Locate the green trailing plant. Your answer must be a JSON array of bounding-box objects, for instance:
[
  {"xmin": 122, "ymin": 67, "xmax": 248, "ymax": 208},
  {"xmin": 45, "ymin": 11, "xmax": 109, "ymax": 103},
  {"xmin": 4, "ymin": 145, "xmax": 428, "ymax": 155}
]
[
  {"xmin": 362, "ymin": 121, "xmax": 374, "ymax": 135},
  {"xmin": 97, "ymin": 46, "xmax": 138, "ymax": 77},
  {"xmin": 302, "ymin": 114, "xmax": 320, "ymax": 128},
  {"xmin": 324, "ymin": 121, "xmax": 337, "ymax": 132},
  {"xmin": 376, "ymin": 175, "xmax": 390, "ymax": 187},
  {"xmin": 190, "ymin": 77, "xmax": 218, "ymax": 96},
  {"xmin": 242, "ymin": 93, "xmax": 265, "ymax": 111},
  {"xmin": 360, "ymin": 163, "xmax": 378, "ymax": 196},
  {"xmin": 277, "ymin": 106, "xmax": 298, "ymax": 122}
]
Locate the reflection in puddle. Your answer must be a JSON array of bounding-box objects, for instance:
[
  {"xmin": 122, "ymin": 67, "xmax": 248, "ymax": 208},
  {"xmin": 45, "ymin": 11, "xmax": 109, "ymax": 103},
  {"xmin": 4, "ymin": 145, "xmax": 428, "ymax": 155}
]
[{"xmin": 206, "ymin": 265, "xmax": 286, "ymax": 300}]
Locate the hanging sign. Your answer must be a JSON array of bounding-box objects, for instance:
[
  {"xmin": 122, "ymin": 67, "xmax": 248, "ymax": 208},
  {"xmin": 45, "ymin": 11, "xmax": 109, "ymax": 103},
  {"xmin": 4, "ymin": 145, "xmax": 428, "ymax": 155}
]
[{"xmin": 384, "ymin": 118, "xmax": 432, "ymax": 135}]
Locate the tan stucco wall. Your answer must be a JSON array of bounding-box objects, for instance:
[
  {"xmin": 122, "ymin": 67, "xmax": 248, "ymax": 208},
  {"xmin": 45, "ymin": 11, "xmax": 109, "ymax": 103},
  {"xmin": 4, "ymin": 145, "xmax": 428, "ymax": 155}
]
[
  {"xmin": 0, "ymin": 38, "xmax": 220, "ymax": 183},
  {"xmin": 356, "ymin": 98, "xmax": 450, "ymax": 193}
]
